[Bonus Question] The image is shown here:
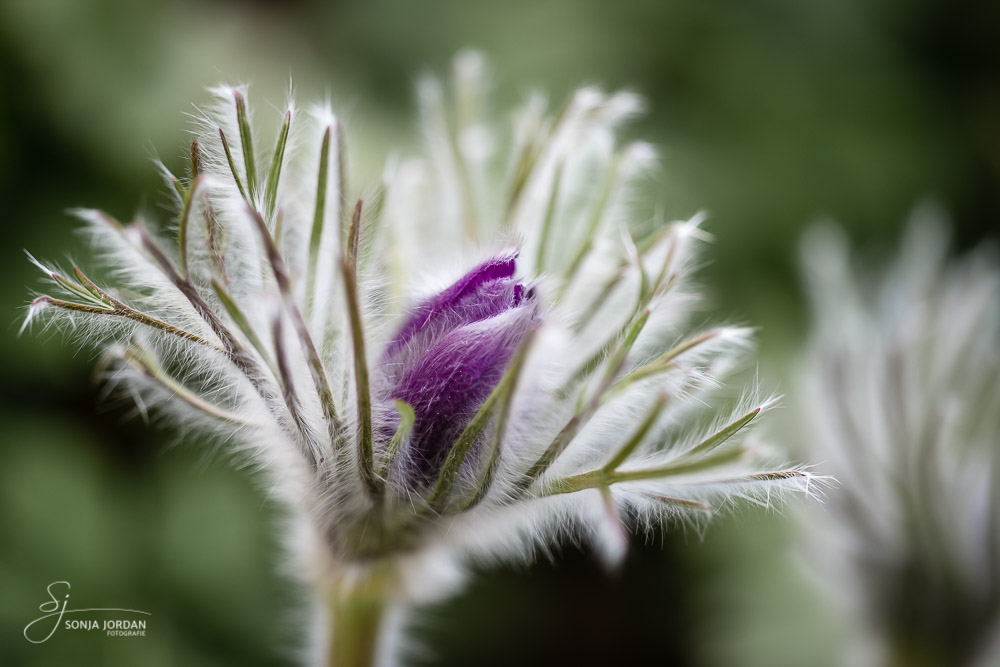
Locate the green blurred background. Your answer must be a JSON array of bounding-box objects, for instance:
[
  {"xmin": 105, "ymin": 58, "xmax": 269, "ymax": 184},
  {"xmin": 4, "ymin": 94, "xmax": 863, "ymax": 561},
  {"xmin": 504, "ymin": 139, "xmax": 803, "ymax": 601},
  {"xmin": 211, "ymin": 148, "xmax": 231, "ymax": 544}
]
[{"xmin": 1, "ymin": 0, "xmax": 996, "ymax": 665}]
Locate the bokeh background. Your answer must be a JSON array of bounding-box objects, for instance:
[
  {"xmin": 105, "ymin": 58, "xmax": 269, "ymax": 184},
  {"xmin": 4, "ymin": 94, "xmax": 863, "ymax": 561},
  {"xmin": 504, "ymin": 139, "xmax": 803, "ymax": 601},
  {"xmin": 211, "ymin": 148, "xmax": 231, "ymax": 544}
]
[{"xmin": 1, "ymin": 0, "xmax": 997, "ymax": 665}]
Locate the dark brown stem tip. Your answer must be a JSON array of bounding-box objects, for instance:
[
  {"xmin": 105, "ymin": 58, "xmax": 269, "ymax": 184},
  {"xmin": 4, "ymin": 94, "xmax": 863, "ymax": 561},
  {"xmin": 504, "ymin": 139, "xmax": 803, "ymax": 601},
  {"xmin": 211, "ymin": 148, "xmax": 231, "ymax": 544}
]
[{"xmin": 190, "ymin": 140, "xmax": 202, "ymax": 176}]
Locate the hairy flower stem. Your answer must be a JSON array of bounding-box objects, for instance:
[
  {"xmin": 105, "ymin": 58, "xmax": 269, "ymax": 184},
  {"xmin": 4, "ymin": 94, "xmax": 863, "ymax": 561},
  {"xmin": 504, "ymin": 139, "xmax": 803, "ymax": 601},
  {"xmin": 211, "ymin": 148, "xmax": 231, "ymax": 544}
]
[
  {"xmin": 326, "ymin": 596, "xmax": 383, "ymax": 667},
  {"xmin": 324, "ymin": 565, "xmax": 395, "ymax": 667}
]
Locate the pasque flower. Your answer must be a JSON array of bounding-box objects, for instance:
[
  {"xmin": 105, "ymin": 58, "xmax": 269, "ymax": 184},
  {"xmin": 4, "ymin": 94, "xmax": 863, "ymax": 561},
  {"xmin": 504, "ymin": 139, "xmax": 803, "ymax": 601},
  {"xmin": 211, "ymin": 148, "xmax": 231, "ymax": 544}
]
[{"xmin": 24, "ymin": 53, "xmax": 816, "ymax": 665}]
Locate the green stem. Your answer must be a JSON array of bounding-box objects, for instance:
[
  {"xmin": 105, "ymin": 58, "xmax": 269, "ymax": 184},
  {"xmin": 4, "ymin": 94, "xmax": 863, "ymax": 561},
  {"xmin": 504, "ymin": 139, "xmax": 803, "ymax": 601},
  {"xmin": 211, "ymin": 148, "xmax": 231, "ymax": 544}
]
[{"xmin": 325, "ymin": 568, "xmax": 392, "ymax": 667}]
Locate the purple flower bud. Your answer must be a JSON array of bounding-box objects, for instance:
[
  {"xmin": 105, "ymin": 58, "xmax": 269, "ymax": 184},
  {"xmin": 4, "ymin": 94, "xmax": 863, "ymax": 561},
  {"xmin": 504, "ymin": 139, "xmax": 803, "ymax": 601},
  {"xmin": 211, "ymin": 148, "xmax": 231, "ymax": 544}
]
[{"xmin": 376, "ymin": 254, "xmax": 538, "ymax": 480}]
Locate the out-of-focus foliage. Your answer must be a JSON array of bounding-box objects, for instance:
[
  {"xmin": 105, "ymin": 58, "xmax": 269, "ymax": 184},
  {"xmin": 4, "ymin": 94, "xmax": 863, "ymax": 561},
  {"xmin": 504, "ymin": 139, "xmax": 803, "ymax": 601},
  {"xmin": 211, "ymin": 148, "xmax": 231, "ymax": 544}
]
[{"xmin": 1, "ymin": 0, "xmax": 996, "ymax": 665}]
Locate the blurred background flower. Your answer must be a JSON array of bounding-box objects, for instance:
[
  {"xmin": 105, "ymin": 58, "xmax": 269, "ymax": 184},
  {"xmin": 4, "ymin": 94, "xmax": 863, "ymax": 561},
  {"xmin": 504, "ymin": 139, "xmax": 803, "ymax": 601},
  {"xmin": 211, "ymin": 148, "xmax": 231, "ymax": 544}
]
[
  {"xmin": 799, "ymin": 213, "xmax": 1000, "ymax": 667},
  {"xmin": 1, "ymin": 0, "xmax": 997, "ymax": 665}
]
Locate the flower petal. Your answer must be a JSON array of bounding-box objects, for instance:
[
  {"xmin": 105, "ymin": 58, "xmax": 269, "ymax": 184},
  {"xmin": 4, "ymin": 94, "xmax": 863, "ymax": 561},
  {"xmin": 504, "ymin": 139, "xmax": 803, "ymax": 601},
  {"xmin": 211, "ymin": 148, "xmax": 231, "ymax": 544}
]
[
  {"xmin": 383, "ymin": 252, "xmax": 520, "ymax": 361},
  {"xmin": 387, "ymin": 304, "xmax": 538, "ymax": 478}
]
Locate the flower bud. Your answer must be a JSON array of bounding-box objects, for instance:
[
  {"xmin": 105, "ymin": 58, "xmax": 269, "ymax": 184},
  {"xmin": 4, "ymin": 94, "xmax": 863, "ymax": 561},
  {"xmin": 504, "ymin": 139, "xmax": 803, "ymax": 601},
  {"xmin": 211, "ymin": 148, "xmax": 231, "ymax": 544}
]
[{"xmin": 376, "ymin": 253, "xmax": 538, "ymax": 480}]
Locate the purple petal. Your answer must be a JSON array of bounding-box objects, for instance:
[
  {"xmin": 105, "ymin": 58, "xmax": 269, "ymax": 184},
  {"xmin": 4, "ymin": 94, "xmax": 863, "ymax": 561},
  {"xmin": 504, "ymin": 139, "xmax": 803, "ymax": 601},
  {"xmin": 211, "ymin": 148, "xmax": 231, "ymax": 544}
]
[
  {"xmin": 384, "ymin": 305, "xmax": 538, "ymax": 479},
  {"xmin": 382, "ymin": 253, "xmax": 519, "ymax": 361}
]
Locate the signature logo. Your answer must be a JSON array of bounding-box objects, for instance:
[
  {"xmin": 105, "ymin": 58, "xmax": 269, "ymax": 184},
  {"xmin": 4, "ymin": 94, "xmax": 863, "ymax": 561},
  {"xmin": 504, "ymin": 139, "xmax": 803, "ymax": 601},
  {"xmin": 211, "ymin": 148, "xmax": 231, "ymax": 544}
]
[{"xmin": 23, "ymin": 581, "xmax": 151, "ymax": 644}]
